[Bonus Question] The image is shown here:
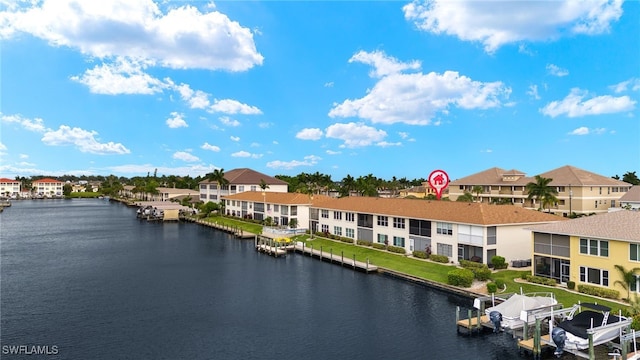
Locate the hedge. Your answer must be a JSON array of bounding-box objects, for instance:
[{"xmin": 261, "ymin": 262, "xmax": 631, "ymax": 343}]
[
  {"xmin": 412, "ymin": 251, "xmax": 428, "ymax": 259},
  {"xmin": 460, "ymin": 259, "xmax": 485, "ymax": 269},
  {"xmin": 491, "ymin": 256, "xmax": 508, "ymax": 270},
  {"xmin": 357, "ymin": 240, "xmax": 372, "ymax": 247},
  {"xmin": 448, "ymin": 268, "xmax": 474, "ymax": 287},
  {"xmin": 577, "ymin": 284, "xmax": 620, "ymax": 300},
  {"xmin": 387, "ymin": 245, "xmax": 407, "ymax": 254},
  {"xmin": 372, "ymin": 243, "xmax": 386, "ymax": 250},
  {"xmin": 486, "ymin": 282, "xmax": 498, "ymax": 294},
  {"xmin": 429, "ymin": 254, "xmax": 449, "ymax": 263}
]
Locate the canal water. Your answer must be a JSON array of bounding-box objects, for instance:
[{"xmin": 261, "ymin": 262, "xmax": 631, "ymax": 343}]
[{"xmin": 2, "ymin": 199, "xmax": 544, "ymax": 359}]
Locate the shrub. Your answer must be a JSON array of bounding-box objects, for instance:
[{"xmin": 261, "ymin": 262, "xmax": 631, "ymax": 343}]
[
  {"xmin": 474, "ymin": 267, "xmax": 492, "ymax": 281},
  {"xmin": 521, "ymin": 273, "xmax": 532, "ymax": 281},
  {"xmin": 387, "ymin": 245, "xmax": 406, "ymax": 254},
  {"xmin": 577, "ymin": 284, "xmax": 620, "ymax": 299},
  {"xmin": 494, "ymin": 279, "xmax": 505, "ymax": 289},
  {"xmin": 447, "ymin": 268, "xmax": 474, "ymax": 287},
  {"xmin": 486, "ymin": 282, "xmax": 498, "ymax": 294},
  {"xmin": 567, "ymin": 281, "xmax": 576, "ymax": 290},
  {"xmin": 460, "ymin": 259, "xmax": 485, "ymax": 269},
  {"xmin": 338, "ymin": 237, "xmax": 354, "ymax": 244},
  {"xmin": 525, "ymin": 275, "xmax": 557, "ymax": 287},
  {"xmin": 491, "ymin": 256, "xmax": 508, "ymax": 270},
  {"xmin": 412, "ymin": 251, "xmax": 428, "ymax": 259},
  {"xmin": 429, "ymin": 254, "xmax": 449, "ymax": 263},
  {"xmin": 372, "ymin": 243, "xmax": 386, "ymax": 250},
  {"xmin": 357, "ymin": 240, "xmax": 372, "ymax": 247}
]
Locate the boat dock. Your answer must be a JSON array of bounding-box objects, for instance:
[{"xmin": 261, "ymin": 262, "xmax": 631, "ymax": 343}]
[{"xmin": 293, "ymin": 242, "xmax": 377, "ymax": 273}]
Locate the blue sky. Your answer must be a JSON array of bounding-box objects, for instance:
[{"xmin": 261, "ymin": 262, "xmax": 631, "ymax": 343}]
[{"xmin": 1, "ymin": 0, "xmax": 638, "ymax": 182}]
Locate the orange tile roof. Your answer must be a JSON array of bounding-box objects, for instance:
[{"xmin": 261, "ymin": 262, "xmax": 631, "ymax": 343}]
[
  {"xmin": 225, "ymin": 191, "xmax": 566, "ymax": 226},
  {"xmin": 0, "ymin": 178, "xmax": 19, "ymax": 183},
  {"xmin": 32, "ymin": 178, "xmax": 62, "ymax": 183}
]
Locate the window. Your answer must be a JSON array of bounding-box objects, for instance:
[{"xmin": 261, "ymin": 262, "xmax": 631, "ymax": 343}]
[
  {"xmin": 321, "ymin": 224, "xmax": 329, "ymax": 233},
  {"xmin": 209, "ymin": 194, "xmax": 217, "ymax": 199},
  {"xmin": 409, "ymin": 219, "xmax": 431, "ymax": 237},
  {"xmin": 377, "ymin": 234, "xmax": 388, "ymax": 244},
  {"xmin": 346, "ymin": 212, "xmax": 355, "ymax": 222},
  {"xmin": 436, "ymin": 222, "xmax": 453, "ymax": 235},
  {"xmin": 291, "ymin": 206, "xmax": 297, "ymax": 216},
  {"xmin": 393, "ymin": 236, "xmax": 405, "ymax": 247},
  {"xmin": 281, "ymin": 206, "xmax": 288, "ymax": 215},
  {"xmin": 346, "ymin": 228, "xmax": 355, "ymax": 238},
  {"xmin": 334, "ymin": 226, "xmax": 342, "ymax": 236},
  {"xmin": 580, "ymin": 238, "xmax": 608, "ymax": 257},
  {"xmin": 393, "ymin": 217, "xmax": 405, "ymax": 229},
  {"xmin": 238, "ymin": 185, "xmax": 244, "ymax": 192},
  {"xmin": 274, "ymin": 205, "xmax": 279, "ymax": 212},
  {"xmin": 579, "ymin": 266, "xmax": 609, "ymax": 286},
  {"xmin": 200, "ymin": 194, "xmax": 206, "ymax": 199},
  {"xmin": 321, "ymin": 209, "xmax": 329, "ymax": 218},
  {"xmin": 377, "ymin": 216, "xmax": 388, "ymax": 226},
  {"xmin": 436, "ymin": 243, "xmax": 452, "ymax": 257},
  {"xmin": 334, "ymin": 211, "xmax": 342, "ymax": 220},
  {"xmin": 487, "ymin": 227, "xmax": 497, "ymax": 245},
  {"xmin": 200, "ymin": 184, "xmax": 207, "ymax": 190},
  {"xmin": 631, "ymin": 244, "xmax": 640, "ymax": 262},
  {"xmin": 250, "ymin": 186, "xmax": 257, "ymax": 191}
]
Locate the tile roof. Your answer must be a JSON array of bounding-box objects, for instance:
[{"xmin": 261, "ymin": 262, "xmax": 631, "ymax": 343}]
[
  {"xmin": 538, "ymin": 165, "xmax": 630, "ymax": 186},
  {"xmin": 620, "ymin": 186, "xmax": 640, "ymax": 202},
  {"xmin": 200, "ymin": 168, "xmax": 288, "ymax": 186},
  {"xmin": 0, "ymin": 178, "xmax": 19, "ymax": 183},
  {"xmin": 528, "ymin": 210, "xmax": 640, "ymax": 242},
  {"xmin": 32, "ymin": 178, "xmax": 62, "ymax": 183},
  {"xmin": 449, "ymin": 167, "xmax": 531, "ymax": 186},
  {"xmin": 226, "ymin": 192, "xmax": 566, "ymax": 226},
  {"xmin": 449, "ymin": 165, "xmax": 631, "ymax": 187}
]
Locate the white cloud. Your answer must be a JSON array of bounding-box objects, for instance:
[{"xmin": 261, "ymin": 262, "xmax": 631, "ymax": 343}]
[
  {"xmin": 330, "ymin": 52, "xmax": 509, "ymax": 125},
  {"xmin": 71, "ymin": 57, "xmax": 168, "ymax": 95},
  {"xmin": 324, "ymin": 82, "xmax": 334, "ymax": 88},
  {"xmin": 258, "ymin": 122, "xmax": 272, "ymax": 129},
  {"xmin": 201, "ymin": 142, "xmax": 220, "ymax": 152},
  {"xmin": 569, "ymin": 127, "xmax": 606, "ymax": 135},
  {"xmin": 541, "ymin": 88, "xmax": 636, "ymax": 117},
  {"xmin": 376, "ymin": 141, "xmax": 402, "ymax": 147},
  {"xmin": 41, "ymin": 125, "xmax": 130, "ymax": 154},
  {"xmin": 231, "ymin": 151, "xmax": 262, "ymax": 159},
  {"xmin": 172, "ymin": 151, "xmax": 200, "ymax": 162},
  {"xmin": 610, "ymin": 78, "xmax": 640, "ymax": 93},
  {"xmin": 326, "ymin": 150, "xmax": 341, "ymax": 155},
  {"xmin": 296, "ymin": 128, "xmax": 323, "ymax": 140},
  {"xmin": 266, "ymin": 155, "xmax": 321, "ymax": 170},
  {"xmin": 210, "ymin": 99, "xmax": 262, "ymax": 115},
  {"xmin": 175, "ymin": 83, "xmax": 210, "ymax": 109},
  {"xmin": 19, "ymin": 154, "xmax": 28, "ymax": 159},
  {"xmin": 527, "ymin": 85, "xmax": 541, "ymax": 100},
  {"xmin": 1, "ymin": 0, "xmax": 263, "ymax": 71},
  {"xmin": 349, "ymin": 50, "xmax": 421, "ymax": 78},
  {"xmin": 219, "ymin": 116, "xmax": 240, "ymax": 127},
  {"xmin": 546, "ymin": 64, "xmax": 569, "ymax": 77},
  {"xmin": 166, "ymin": 112, "xmax": 188, "ymax": 128},
  {"xmin": 1, "ymin": 113, "xmax": 47, "ymax": 132},
  {"xmin": 398, "ymin": 132, "xmax": 409, "ymax": 139},
  {"xmin": 403, "ymin": 0, "xmax": 623, "ymax": 53},
  {"xmin": 325, "ymin": 122, "xmax": 387, "ymax": 148},
  {"xmin": 230, "ymin": 136, "xmax": 240, "ymax": 142},
  {"xmin": 0, "ymin": 142, "xmax": 6, "ymax": 151}
]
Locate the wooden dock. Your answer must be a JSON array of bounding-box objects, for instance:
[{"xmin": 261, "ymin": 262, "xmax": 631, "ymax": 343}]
[
  {"xmin": 182, "ymin": 216, "xmax": 255, "ymax": 238},
  {"xmin": 293, "ymin": 243, "xmax": 377, "ymax": 273},
  {"xmin": 518, "ymin": 334, "xmax": 551, "ymax": 353}
]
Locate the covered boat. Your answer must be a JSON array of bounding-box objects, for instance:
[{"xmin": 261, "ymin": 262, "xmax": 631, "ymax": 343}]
[{"xmin": 482, "ymin": 293, "xmax": 557, "ymax": 331}]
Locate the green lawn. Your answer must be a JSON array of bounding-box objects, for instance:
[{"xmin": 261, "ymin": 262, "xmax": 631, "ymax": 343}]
[{"xmin": 203, "ymin": 216, "xmax": 630, "ymax": 314}]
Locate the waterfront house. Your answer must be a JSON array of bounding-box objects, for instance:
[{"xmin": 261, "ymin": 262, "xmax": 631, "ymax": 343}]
[
  {"xmin": 32, "ymin": 178, "xmax": 64, "ymax": 197},
  {"xmin": 0, "ymin": 178, "xmax": 21, "ymax": 198},
  {"xmin": 199, "ymin": 168, "xmax": 288, "ymax": 203},
  {"xmin": 120, "ymin": 186, "xmax": 199, "ymax": 202},
  {"xmin": 398, "ymin": 181, "xmax": 446, "ymax": 199},
  {"xmin": 528, "ymin": 210, "xmax": 640, "ymax": 298},
  {"xmin": 618, "ymin": 186, "xmax": 640, "ymax": 210},
  {"xmin": 223, "ymin": 192, "xmax": 565, "ymax": 265},
  {"xmin": 448, "ymin": 165, "xmax": 631, "ymax": 216}
]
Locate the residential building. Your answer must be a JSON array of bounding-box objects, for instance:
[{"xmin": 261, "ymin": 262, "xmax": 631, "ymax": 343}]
[
  {"xmin": 528, "ymin": 210, "xmax": 640, "ymax": 299},
  {"xmin": 32, "ymin": 178, "xmax": 64, "ymax": 197},
  {"xmin": 399, "ymin": 181, "xmax": 444, "ymax": 199},
  {"xmin": 225, "ymin": 192, "xmax": 565, "ymax": 265},
  {"xmin": 0, "ymin": 178, "xmax": 21, "ymax": 197},
  {"xmin": 448, "ymin": 165, "xmax": 631, "ymax": 216},
  {"xmin": 222, "ymin": 191, "xmax": 327, "ymax": 228},
  {"xmin": 199, "ymin": 168, "xmax": 288, "ymax": 203},
  {"xmin": 120, "ymin": 186, "xmax": 199, "ymax": 202},
  {"xmin": 618, "ymin": 186, "xmax": 640, "ymax": 210}
]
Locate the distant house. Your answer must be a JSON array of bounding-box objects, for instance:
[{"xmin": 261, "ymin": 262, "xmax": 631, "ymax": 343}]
[
  {"xmin": 618, "ymin": 186, "xmax": 640, "ymax": 210},
  {"xmin": 199, "ymin": 168, "xmax": 288, "ymax": 203},
  {"xmin": 448, "ymin": 165, "xmax": 631, "ymax": 216},
  {"xmin": 399, "ymin": 181, "xmax": 444, "ymax": 199},
  {"xmin": 0, "ymin": 178, "xmax": 21, "ymax": 198},
  {"xmin": 222, "ymin": 191, "xmax": 325, "ymax": 227},
  {"xmin": 528, "ymin": 210, "xmax": 640, "ymax": 297},
  {"xmin": 32, "ymin": 178, "xmax": 64, "ymax": 197},
  {"xmin": 119, "ymin": 186, "xmax": 199, "ymax": 202}
]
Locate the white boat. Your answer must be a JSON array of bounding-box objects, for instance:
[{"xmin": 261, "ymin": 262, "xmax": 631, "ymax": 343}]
[
  {"xmin": 551, "ymin": 303, "xmax": 632, "ymax": 356},
  {"xmin": 482, "ymin": 292, "xmax": 558, "ymax": 331}
]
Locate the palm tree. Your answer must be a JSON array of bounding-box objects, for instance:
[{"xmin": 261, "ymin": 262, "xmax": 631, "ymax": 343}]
[
  {"xmin": 340, "ymin": 175, "xmax": 356, "ymax": 197},
  {"xmin": 525, "ymin": 175, "xmax": 558, "ymax": 211},
  {"xmin": 471, "ymin": 185, "xmax": 483, "ymax": 203},
  {"xmin": 614, "ymin": 265, "xmax": 640, "ymax": 301},
  {"xmin": 259, "ymin": 178, "xmax": 270, "ymax": 192},
  {"xmin": 208, "ymin": 168, "xmax": 229, "ymax": 204}
]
